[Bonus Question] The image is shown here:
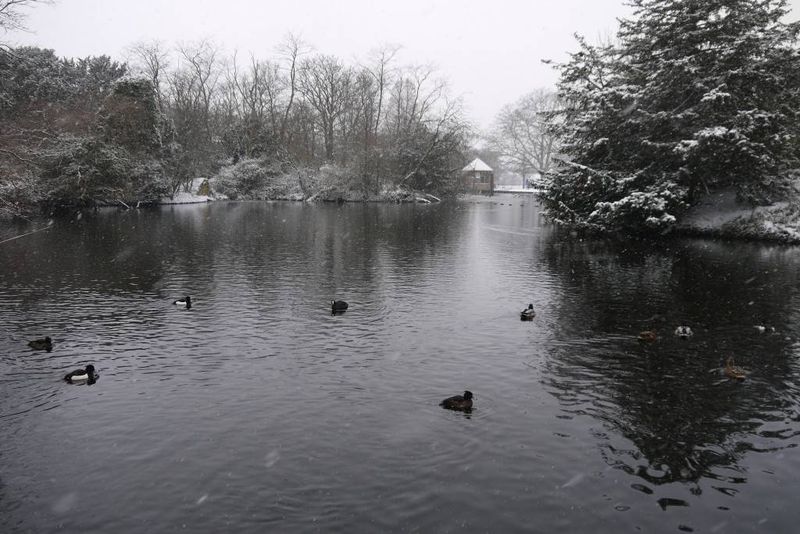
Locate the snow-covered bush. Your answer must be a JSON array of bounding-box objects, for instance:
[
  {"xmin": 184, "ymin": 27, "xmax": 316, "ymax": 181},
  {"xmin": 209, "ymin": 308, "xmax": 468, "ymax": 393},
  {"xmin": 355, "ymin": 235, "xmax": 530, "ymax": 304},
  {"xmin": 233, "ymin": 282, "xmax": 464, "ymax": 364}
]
[
  {"xmin": 38, "ymin": 136, "xmax": 169, "ymax": 208},
  {"xmin": 0, "ymin": 173, "xmax": 43, "ymax": 218},
  {"xmin": 590, "ymin": 183, "xmax": 686, "ymax": 231},
  {"xmin": 213, "ymin": 158, "xmax": 299, "ymax": 200}
]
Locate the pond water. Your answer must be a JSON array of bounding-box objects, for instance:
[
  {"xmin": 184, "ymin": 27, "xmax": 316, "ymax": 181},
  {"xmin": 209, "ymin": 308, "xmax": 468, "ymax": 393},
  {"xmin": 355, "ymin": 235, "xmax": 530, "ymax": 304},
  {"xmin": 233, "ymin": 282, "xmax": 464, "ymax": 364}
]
[{"xmin": 1, "ymin": 199, "xmax": 800, "ymax": 533}]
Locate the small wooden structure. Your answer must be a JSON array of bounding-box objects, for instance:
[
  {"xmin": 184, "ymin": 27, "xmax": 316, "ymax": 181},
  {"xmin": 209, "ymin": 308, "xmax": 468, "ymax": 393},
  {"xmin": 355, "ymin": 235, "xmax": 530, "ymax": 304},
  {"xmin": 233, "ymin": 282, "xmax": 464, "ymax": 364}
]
[{"xmin": 462, "ymin": 158, "xmax": 494, "ymax": 195}]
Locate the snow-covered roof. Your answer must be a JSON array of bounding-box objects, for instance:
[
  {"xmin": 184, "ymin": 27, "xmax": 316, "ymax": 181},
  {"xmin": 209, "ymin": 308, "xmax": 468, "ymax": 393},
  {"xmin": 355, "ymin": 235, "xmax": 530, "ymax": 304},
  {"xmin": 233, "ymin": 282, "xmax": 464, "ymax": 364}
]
[{"xmin": 462, "ymin": 157, "xmax": 493, "ymax": 172}]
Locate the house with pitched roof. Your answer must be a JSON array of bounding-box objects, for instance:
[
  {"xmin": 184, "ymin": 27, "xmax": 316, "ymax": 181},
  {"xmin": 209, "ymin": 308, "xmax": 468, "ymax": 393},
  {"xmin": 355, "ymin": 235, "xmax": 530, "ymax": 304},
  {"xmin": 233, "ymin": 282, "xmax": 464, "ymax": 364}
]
[{"xmin": 461, "ymin": 157, "xmax": 494, "ymax": 195}]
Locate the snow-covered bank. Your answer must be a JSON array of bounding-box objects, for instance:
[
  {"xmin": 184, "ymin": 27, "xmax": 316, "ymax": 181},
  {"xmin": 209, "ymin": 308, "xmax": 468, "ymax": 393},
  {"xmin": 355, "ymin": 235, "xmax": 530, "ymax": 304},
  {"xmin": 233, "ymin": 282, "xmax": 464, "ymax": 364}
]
[
  {"xmin": 159, "ymin": 191, "xmax": 212, "ymax": 204},
  {"xmin": 494, "ymin": 185, "xmax": 543, "ymax": 194},
  {"xmin": 159, "ymin": 178, "xmax": 214, "ymax": 204},
  {"xmin": 157, "ymin": 173, "xmax": 441, "ymax": 206},
  {"xmin": 677, "ymin": 189, "xmax": 800, "ymax": 244},
  {"xmin": 304, "ymin": 187, "xmax": 440, "ymax": 204}
]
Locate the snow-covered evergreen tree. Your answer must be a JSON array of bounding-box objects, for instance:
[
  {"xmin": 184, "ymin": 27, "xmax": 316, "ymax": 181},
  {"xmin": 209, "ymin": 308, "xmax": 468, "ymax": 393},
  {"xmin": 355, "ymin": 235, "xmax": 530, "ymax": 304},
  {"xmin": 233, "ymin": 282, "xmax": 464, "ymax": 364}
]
[{"xmin": 542, "ymin": 0, "xmax": 800, "ymax": 232}]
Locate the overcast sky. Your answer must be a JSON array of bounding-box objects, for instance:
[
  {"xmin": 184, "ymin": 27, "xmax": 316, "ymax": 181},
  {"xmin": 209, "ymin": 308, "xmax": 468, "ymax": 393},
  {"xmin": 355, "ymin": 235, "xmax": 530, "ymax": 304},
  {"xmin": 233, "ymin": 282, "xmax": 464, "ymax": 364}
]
[{"xmin": 8, "ymin": 0, "xmax": 800, "ymax": 130}]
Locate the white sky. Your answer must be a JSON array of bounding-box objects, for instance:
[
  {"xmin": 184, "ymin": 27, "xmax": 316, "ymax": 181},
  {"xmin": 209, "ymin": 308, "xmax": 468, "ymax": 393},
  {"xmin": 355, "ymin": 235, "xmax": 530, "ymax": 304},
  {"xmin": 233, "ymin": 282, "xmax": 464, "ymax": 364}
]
[{"xmin": 7, "ymin": 0, "xmax": 800, "ymax": 130}]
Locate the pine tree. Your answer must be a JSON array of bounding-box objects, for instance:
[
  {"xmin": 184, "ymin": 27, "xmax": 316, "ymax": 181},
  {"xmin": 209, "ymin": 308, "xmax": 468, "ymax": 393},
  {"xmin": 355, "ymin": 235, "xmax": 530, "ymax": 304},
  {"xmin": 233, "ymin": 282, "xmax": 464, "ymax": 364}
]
[{"xmin": 542, "ymin": 0, "xmax": 800, "ymax": 232}]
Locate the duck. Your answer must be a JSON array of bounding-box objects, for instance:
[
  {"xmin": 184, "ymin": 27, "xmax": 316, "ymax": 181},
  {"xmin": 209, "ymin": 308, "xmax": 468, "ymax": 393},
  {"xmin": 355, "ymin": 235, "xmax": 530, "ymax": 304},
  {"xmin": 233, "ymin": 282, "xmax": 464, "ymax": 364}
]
[
  {"xmin": 674, "ymin": 326, "xmax": 693, "ymax": 338},
  {"xmin": 520, "ymin": 304, "xmax": 536, "ymax": 321},
  {"xmin": 331, "ymin": 300, "xmax": 349, "ymax": 313},
  {"xmin": 64, "ymin": 364, "xmax": 97, "ymax": 384},
  {"xmin": 723, "ymin": 357, "xmax": 747, "ymax": 380},
  {"xmin": 638, "ymin": 330, "xmax": 657, "ymax": 343},
  {"xmin": 440, "ymin": 390, "xmax": 474, "ymax": 411},
  {"xmin": 28, "ymin": 336, "xmax": 53, "ymax": 351},
  {"xmin": 754, "ymin": 325, "xmax": 775, "ymax": 334},
  {"xmin": 173, "ymin": 296, "xmax": 192, "ymax": 309}
]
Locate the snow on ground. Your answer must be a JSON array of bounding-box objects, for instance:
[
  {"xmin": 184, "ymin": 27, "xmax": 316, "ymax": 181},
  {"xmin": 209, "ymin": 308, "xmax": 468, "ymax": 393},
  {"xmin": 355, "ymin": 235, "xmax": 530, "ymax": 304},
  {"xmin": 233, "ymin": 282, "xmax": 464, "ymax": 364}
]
[
  {"xmin": 678, "ymin": 188, "xmax": 800, "ymax": 243},
  {"xmin": 677, "ymin": 190, "xmax": 752, "ymax": 229},
  {"xmin": 159, "ymin": 191, "xmax": 212, "ymax": 204},
  {"xmin": 494, "ymin": 185, "xmax": 542, "ymax": 194},
  {"xmin": 159, "ymin": 177, "xmax": 213, "ymax": 204}
]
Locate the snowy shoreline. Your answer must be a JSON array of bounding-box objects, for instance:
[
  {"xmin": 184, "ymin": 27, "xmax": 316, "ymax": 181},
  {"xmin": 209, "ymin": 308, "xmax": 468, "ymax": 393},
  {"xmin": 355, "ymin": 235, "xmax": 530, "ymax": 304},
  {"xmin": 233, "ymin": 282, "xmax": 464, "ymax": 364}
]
[
  {"xmin": 155, "ymin": 183, "xmax": 800, "ymax": 245},
  {"xmin": 158, "ymin": 192, "xmax": 212, "ymax": 204},
  {"xmin": 676, "ymin": 189, "xmax": 800, "ymax": 244}
]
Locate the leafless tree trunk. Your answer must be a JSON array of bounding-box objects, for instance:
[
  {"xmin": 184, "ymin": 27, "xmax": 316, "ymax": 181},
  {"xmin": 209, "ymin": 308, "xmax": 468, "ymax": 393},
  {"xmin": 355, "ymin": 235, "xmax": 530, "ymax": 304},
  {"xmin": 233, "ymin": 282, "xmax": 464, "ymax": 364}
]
[
  {"xmin": 367, "ymin": 45, "xmax": 399, "ymax": 139},
  {"xmin": 278, "ymin": 33, "xmax": 310, "ymax": 145},
  {"xmin": 176, "ymin": 39, "xmax": 220, "ymax": 145}
]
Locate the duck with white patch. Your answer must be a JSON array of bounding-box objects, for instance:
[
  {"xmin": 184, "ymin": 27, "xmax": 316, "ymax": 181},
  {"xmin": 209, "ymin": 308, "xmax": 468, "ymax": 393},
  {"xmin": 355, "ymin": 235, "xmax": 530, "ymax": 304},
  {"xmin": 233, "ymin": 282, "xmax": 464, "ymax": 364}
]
[
  {"xmin": 64, "ymin": 364, "xmax": 97, "ymax": 384},
  {"xmin": 520, "ymin": 304, "xmax": 535, "ymax": 321},
  {"xmin": 173, "ymin": 296, "xmax": 192, "ymax": 309},
  {"xmin": 674, "ymin": 326, "xmax": 693, "ymax": 338}
]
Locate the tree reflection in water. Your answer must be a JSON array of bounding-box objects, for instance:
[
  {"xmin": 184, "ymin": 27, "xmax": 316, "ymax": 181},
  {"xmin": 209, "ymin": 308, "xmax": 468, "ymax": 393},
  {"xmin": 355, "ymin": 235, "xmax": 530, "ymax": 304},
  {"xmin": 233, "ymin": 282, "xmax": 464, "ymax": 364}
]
[{"xmin": 537, "ymin": 233, "xmax": 800, "ymax": 494}]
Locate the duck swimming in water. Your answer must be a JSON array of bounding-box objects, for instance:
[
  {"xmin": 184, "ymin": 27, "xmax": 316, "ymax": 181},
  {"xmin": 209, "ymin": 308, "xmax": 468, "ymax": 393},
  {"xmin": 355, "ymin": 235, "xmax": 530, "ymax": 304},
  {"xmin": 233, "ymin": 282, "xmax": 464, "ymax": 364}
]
[
  {"xmin": 440, "ymin": 390, "xmax": 474, "ymax": 412},
  {"xmin": 638, "ymin": 330, "xmax": 657, "ymax": 343},
  {"xmin": 724, "ymin": 357, "xmax": 747, "ymax": 380},
  {"xmin": 331, "ymin": 300, "xmax": 348, "ymax": 313},
  {"xmin": 28, "ymin": 336, "xmax": 53, "ymax": 351},
  {"xmin": 64, "ymin": 364, "xmax": 97, "ymax": 384},
  {"xmin": 173, "ymin": 296, "xmax": 192, "ymax": 309},
  {"xmin": 674, "ymin": 326, "xmax": 693, "ymax": 338},
  {"xmin": 520, "ymin": 304, "xmax": 535, "ymax": 321}
]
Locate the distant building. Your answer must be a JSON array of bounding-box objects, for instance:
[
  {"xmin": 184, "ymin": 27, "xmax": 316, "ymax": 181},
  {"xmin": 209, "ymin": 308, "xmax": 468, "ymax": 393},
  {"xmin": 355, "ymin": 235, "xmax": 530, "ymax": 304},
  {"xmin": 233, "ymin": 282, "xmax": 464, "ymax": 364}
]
[{"xmin": 462, "ymin": 158, "xmax": 494, "ymax": 195}]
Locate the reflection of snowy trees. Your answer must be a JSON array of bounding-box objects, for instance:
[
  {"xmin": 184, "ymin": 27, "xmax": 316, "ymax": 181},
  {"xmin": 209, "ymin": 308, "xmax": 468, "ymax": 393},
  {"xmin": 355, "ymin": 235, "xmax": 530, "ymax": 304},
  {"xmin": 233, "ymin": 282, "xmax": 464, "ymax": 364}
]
[
  {"xmin": 538, "ymin": 237, "xmax": 800, "ymax": 487},
  {"xmin": 541, "ymin": 0, "xmax": 800, "ymax": 233}
]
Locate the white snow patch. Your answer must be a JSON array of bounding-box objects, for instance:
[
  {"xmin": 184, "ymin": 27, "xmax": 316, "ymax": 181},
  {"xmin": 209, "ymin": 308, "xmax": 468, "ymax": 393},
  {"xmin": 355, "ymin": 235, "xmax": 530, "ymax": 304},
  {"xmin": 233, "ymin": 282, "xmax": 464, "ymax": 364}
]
[
  {"xmin": 700, "ymin": 88, "xmax": 731, "ymax": 103},
  {"xmin": 160, "ymin": 191, "xmax": 212, "ymax": 205},
  {"xmin": 159, "ymin": 177, "xmax": 214, "ymax": 204},
  {"xmin": 495, "ymin": 185, "xmax": 542, "ymax": 194}
]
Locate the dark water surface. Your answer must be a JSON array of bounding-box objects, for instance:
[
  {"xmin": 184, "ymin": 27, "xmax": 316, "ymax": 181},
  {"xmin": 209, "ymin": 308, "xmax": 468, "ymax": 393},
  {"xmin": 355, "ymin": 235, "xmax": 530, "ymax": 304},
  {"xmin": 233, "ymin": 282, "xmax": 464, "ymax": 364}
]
[{"xmin": 2, "ymin": 199, "xmax": 800, "ymax": 533}]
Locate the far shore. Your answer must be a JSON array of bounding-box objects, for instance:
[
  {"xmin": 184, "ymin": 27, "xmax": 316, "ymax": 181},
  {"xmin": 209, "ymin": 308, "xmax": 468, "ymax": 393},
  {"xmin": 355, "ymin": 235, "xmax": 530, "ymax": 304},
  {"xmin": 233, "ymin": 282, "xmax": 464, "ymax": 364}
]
[{"xmin": 159, "ymin": 186, "xmax": 800, "ymax": 245}]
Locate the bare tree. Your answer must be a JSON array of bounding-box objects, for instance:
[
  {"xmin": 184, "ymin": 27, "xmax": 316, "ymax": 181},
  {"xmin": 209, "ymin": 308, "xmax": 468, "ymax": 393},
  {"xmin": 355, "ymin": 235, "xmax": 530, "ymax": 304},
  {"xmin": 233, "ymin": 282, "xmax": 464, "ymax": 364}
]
[
  {"xmin": 489, "ymin": 89, "xmax": 561, "ymax": 186},
  {"xmin": 339, "ymin": 67, "xmax": 373, "ymax": 169},
  {"xmin": 299, "ymin": 54, "xmax": 353, "ymax": 161},
  {"xmin": 160, "ymin": 39, "xmax": 223, "ymax": 192},
  {"xmin": 222, "ymin": 51, "xmax": 286, "ymax": 157},
  {"xmin": 277, "ymin": 33, "xmax": 310, "ymax": 144},
  {"xmin": 388, "ymin": 65, "xmax": 445, "ymax": 137},
  {"xmin": 173, "ymin": 39, "xmax": 221, "ymax": 143},
  {"xmin": 366, "ymin": 44, "xmax": 400, "ymax": 139},
  {"xmin": 0, "ymin": 0, "xmax": 52, "ymax": 35},
  {"xmin": 382, "ymin": 65, "xmax": 469, "ymax": 191},
  {"xmin": 126, "ymin": 40, "xmax": 170, "ymax": 110}
]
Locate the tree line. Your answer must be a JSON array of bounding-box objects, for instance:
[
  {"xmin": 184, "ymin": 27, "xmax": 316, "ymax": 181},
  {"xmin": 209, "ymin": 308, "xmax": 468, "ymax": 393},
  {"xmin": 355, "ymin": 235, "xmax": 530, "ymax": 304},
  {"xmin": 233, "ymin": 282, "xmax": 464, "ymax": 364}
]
[
  {"xmin": 130, "ymin": 37, "xmax": 468, "ymax": 199},
  {"xmin": 0, "ymin": 24, "xmax": 469, "ymax": 217}
]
